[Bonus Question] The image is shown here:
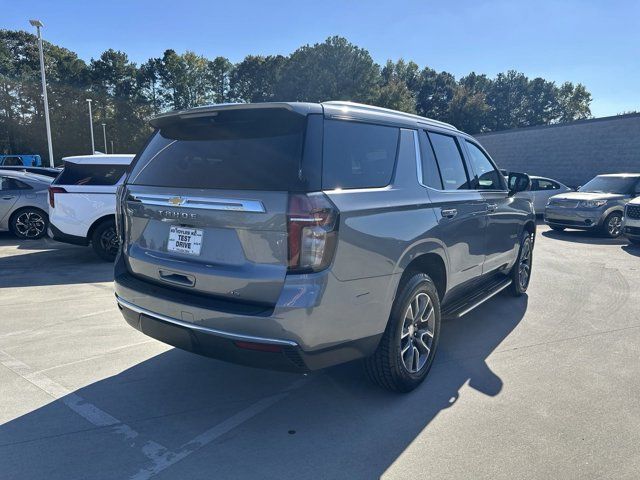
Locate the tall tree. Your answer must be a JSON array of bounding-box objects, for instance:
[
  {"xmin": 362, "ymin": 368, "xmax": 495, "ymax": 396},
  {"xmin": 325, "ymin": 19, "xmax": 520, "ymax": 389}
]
[
  {"xmin": 415, "ymin": 68, "xmax": 458, "ymax": 121},
  {"xmin": 556, "ymin": 82, "xmax": 592, "ymax": 122},
  {"xmin": 275, "ymin": 36, "xmax": 380, "ymax": 102},
  {"xmin": 230, "ymin": 55, "xmax": 285, "ymax": 103}
]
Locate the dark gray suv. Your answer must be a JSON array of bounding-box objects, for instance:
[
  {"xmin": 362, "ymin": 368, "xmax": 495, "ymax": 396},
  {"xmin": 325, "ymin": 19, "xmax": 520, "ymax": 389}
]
[{"xmin": 115, "ymin": 102, "xmax": 535, "ymax": 392}]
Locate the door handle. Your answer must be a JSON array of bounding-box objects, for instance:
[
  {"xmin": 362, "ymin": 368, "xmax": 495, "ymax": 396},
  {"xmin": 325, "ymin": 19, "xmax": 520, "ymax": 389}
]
[
  {"xmin": 487, "ymin": 203, "xmax": 498, "ymax": 212},
  {"xmin": 2, "ymin": 196, "xmax": 15, "ymax": 200},
  {"xmin": 441, "ymin": 208, "xmax": 458, "ymax": 219}
]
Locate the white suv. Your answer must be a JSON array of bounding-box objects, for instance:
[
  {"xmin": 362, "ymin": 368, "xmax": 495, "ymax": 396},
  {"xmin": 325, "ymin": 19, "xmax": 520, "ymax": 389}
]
[{"xmin": 48, "ymin": 154, "xmax": 134, "ymax": 260}]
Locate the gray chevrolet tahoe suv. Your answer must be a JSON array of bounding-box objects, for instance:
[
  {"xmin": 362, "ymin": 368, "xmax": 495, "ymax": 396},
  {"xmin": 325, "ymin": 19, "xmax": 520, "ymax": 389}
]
[{"xmin": 115, "ymin": 102, "xmax": 535, "ymax": 392}]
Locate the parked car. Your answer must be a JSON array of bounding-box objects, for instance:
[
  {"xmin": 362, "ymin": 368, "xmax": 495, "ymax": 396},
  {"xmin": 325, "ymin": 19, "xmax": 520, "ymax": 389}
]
[
  {"xmin": 48, "ymin": 154, "xmax": 135, "ymax": 260},
  {"xmin": 0, "ymin": 154, "xmax": 42, "ymax": 167},
  {"xmin": 544, "ymin": 173, "xmax": 640, "ymax": 237},
  {"xmin": 114, "ymin": 102, "xmax": 534, "ymax": 392},
  {"xmin": 0, "ymin": 166, "xmax": 61, "ymax": 179},
  {"xmin": 0, "ymin": 170, "xmax": 52, "ymax": 239},
  {"xmin": 623, "ymin": 196, "xmax": 640, "ymax": 245},
  {"xmin": 518, "ymin": 176, "xmax": 572, "ymax": 213}
]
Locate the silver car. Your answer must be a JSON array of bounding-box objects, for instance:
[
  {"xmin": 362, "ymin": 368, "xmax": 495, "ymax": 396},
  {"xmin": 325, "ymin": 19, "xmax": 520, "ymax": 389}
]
[
  {"xmin": 518, "ymin": 176, "xmax": 571, "ymax": 213},
  {"xmin": 0, "ymin": 170, "xmax": 52, "ymax": 239},
  {"xmin": 545, "ymin": 173, "xmax": 640, "ymax": 237},
  {"xmin": 114, "ymin": 101, "xmax": 535, "ymax": 392}
]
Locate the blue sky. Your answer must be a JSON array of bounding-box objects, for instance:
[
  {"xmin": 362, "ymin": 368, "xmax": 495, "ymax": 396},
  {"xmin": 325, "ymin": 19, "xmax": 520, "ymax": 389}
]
[{"xmin": 5, "ymin": 0, "xmax": 639, "ymax": 117}]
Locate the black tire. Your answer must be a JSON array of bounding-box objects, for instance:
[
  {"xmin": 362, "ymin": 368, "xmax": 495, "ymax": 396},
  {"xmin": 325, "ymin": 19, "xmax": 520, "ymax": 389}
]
[
  {"xmin": 10, "ymin": 207, "xmax": 48, "ymax": 240},
  {"xmin": 365, "ymin": 273, "xmax": 441, "ymax": 393},
  {"xmin": 602, "ymin": 212, "xmax": 623, "ymax": 238},
  {"xmin": 549, "ymin": 225, "xmax": 565, "ymax": 232},
  {"xmin": 509, "ymin": 231, "xmax": 534, "ymax": 297},
  {"xmin": 91, "ymin": 219, "xmax": 119, "ymax": 262},
  {"xmin": 629, "ymin": 238, "xmax": 640, "ymax": 246}
]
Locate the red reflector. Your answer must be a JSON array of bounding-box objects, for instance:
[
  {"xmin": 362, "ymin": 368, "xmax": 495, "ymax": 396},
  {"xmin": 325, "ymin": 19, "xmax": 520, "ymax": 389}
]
[{"xmin": 234, "ymin": 341, "xmax": 283, "ymax": 353}]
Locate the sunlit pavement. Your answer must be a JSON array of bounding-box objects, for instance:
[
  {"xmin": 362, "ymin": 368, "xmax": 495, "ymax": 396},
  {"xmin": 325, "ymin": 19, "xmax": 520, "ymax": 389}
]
[{"xmin": 1, "ymin": 226, "xmax": 639, "ymax": 479}]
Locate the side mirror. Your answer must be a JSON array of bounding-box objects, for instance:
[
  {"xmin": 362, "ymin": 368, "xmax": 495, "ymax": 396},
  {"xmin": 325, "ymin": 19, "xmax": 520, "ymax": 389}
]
[{"xmin": 507, "ymin": 172, "xmax": 531, "ymax": 196}]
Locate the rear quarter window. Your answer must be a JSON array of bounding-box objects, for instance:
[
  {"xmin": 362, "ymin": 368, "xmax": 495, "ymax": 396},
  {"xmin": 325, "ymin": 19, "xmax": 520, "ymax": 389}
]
[
  {"xmin": 54, "ymin": 163, "xmax": 128, "ymax": 186},
  {"xmin": 322, "ymin": 120, "xmax": 399, "ymax": 190}
]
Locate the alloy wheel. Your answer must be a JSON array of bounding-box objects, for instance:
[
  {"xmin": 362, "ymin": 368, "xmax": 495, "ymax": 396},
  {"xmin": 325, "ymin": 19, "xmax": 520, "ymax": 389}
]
[
  {"xmin": 400, "ymin": 292, "xmax": 435, "ymax": 374},
  {"xmin": 518, "ymin": 236, "xmax": 532, "ymax": 289},
  {"xmin": 15, "ymin": 212, "xmax": 46, "ymax": 238},
  {"xmin": 607, "ymin": 215, "xmax": 622, "ymax": 237},
  {"xmin": 99, "ymin": 226, "xmax": 120, "ymax": 257}
]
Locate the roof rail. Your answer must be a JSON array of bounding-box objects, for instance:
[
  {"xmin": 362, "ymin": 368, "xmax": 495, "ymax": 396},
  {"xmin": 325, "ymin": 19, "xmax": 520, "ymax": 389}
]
[{"xmin": 322, "ymin": 101, "xmax": 458, "ymax": 130}]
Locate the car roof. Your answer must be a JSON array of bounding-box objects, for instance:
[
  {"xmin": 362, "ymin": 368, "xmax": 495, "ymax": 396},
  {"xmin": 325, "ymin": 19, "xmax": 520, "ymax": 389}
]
[
  {"xmin": 149, "ymin": 101, "xmax": 459, "ymax": 132},
  {"xmin": 596, "ymin": 173, "xmax": 640, "ymax": 178},
  {"xmin": 0, "ymin": 169, "xmax": 52, "ymax": 182},
  {"xmin": 62, "ymin": 154, "xmax": 135, "ymax": 165}
]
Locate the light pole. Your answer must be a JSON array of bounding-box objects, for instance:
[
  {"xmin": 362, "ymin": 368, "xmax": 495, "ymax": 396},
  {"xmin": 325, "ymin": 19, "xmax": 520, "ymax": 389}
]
[
  {"xmin": 101, "ymin": 123, "xmax": 107, "ymax": 153},
  {"xmin": 86, "ymin": 99, "xmax": 95, "ymax": 154},
  {"xmin": 29, "ymin": 19, "xmax": 54, "ymax": 168}
]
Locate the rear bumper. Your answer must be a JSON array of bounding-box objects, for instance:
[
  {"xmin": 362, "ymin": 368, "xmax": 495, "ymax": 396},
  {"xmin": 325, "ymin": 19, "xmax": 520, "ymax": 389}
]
[
  {"xmin": 116, "ymin": 294, "xmax": 380, "ymax": 372},
  {"xmin": 48, "ymin": 222, "xmax": 89, "ymax": 246},
  {"xmin": 114, "ymin": 256, "xmax": 389, "ymax": 372}
]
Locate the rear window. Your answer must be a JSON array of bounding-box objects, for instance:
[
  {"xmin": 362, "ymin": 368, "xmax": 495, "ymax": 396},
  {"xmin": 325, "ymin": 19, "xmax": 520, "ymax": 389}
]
[
  {"xmin": 55, "ymin": 163, "xmax": 127, "ymax": 186},
  {"xmin": 129, "ymin": 109, "xmax": 314, "ymax": 191},
  {"xmin": 322, "ymin": 120, "xmax": 399, "ymax": 189}
]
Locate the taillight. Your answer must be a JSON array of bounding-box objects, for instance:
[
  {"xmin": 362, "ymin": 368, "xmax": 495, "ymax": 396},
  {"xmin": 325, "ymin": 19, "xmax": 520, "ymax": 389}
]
[
  {"xmin": 287, "ymin": 193, "xmax": 338, "ymax": 273},
  {"xmin": 48, "ymin": 187, "xmax": 66, "ymax": 208}
]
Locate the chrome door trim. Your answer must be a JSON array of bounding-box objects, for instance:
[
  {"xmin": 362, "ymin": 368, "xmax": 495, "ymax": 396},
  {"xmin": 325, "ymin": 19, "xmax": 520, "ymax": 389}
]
[{"xmin": 129, "ymin": 193, "xmax": 266, "ymax": 213}]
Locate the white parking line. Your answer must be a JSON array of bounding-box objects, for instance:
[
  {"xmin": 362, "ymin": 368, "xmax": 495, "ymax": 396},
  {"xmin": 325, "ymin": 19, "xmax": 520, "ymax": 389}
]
[
  {"xmin": 0, "ymin": 348, "xmax": 308, "ymax": 478},
  {"xmin": 129, "ymin": 385, "xmax": 303, "ymax": 480},
  {"xmin": 0, "ymin": 349, "xmax": 169, "ymax": 462}
]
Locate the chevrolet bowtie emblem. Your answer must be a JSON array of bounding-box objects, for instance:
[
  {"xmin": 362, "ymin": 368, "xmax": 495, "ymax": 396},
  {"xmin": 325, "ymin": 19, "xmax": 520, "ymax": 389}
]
[{"xmin": 168, "ymin": 196, "xmax": 185, "ymax": 206}]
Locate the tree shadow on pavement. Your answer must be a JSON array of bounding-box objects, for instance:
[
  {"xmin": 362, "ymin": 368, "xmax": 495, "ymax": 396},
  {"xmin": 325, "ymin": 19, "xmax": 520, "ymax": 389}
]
[{"xmin": 0, "ymin": 294, "xmax": 527, "ymax": 479}]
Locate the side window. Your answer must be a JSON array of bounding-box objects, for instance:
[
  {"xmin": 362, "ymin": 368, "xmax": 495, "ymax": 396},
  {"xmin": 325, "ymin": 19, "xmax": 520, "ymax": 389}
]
[
  {"xmin": 418, "ymin": 130, "xmax": 443, "ymax": 189},
  {"xmin": 0, "ymin": 177, "xmax": 30, "ymax": 190},
  {"xmin": 464, "ymin": 141, "xmax": 504, "ymax": 190},
  {"xmin": 427, "ymin": 132, "xmax": 470, "ymax": 190},
  {"xmin": 322, "ymin": 120, "xmax": 399, "ymax": 189},
  {"xmin": 537, "ymin": 179, "xmax": 558, "ymax": 191},
  {"xmin": 3, "ymin": 156, "xmax": 24, "ymax": 166},
  {"xmin": 531, "ymin": 179, "xmax": 540, "ymax": 191}
]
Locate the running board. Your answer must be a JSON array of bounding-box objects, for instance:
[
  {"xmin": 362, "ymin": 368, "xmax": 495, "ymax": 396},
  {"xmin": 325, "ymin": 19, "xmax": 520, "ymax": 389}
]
[{"xmin": 442, "ymin": 277, "xmax": 512, "ymax": 319}]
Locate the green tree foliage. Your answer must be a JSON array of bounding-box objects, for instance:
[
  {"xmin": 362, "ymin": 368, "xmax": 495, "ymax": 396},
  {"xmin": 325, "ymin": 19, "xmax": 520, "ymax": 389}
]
[
  {"xmin": 0, "ymin": 30, "xmax": 596, "ymax": 163},
  {"xmin": 275, "ymin": 36, "xmax": 379, "ymax": 103}
]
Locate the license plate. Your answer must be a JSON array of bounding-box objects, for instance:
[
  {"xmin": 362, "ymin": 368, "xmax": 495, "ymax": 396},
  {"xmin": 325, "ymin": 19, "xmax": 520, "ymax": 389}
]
[{"xmin": 167, "ymin": 226, "xmax": 203, "ymax": 256}]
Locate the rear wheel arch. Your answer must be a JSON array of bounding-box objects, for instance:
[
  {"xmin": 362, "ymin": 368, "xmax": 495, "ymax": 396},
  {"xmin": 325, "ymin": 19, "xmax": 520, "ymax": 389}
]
[
  {"xmin": 87, "ymin": 215, "xmax": 115, "ymax": 241},
  {"xmin": 397, "ymin": 252, "xmax": 447, "ymax": 301}
]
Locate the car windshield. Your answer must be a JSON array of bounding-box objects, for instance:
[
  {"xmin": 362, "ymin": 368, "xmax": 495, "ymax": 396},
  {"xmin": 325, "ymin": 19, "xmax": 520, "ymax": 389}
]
[{"xmin": 578, "ymin": 176, "xmax": 639, "ymax": 194}]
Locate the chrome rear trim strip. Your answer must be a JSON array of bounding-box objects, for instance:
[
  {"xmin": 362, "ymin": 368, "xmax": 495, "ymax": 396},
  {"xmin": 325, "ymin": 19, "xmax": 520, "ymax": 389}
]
[
  {"xmin": 116, "ymin": 295, "xmax": 298, "ymax": 346},
  {"xmin": 129, "ymin": 194, "xmax": 266, "ymax": 213}
]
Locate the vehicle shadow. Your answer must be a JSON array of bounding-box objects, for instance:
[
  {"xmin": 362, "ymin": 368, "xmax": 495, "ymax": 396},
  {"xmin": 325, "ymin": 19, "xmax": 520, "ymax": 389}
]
[
  {"xmin": 621, "ymin": 243, "xmax": 640, "ymax": 257},
  {"xmin": 0, "ymin": 231, "xmax": 71, "ymax": 251},
  {"xmin": 0, "ymin": 294, "xmax": 528, "ymax": 479},
  {"xmin": 541, "ymin": 228, "xmax": 627, "ymax": 245},
  {"xmin": 0, "ymin": 243, "xmax": 113, "ymax": 288}
]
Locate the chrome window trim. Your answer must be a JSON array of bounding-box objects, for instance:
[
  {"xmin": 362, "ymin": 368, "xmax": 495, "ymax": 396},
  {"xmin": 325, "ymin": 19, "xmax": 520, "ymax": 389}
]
[
  {"xmin": 129, "ymin": 193, "xmax": 266, "ymax": 213},
  {"xmin": 116, "ymin": 296, "xmax": 298, "ymax": 347}
]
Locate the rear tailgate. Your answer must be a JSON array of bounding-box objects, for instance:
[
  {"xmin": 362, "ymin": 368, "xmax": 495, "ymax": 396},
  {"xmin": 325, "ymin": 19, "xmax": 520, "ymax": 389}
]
[
  {"xmin": 122, "ymin": 185, "xmax": 289, "ymax": 305},
  {"xmin": 122, "ymin": 106, "xmax": 322, "ymax": 306}
]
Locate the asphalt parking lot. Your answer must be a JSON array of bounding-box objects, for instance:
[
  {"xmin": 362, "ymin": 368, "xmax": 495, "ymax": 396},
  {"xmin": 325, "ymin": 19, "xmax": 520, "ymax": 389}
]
[{"xmin": 1, "ymin": 225, "xmax": 639, "ymax": 479}]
